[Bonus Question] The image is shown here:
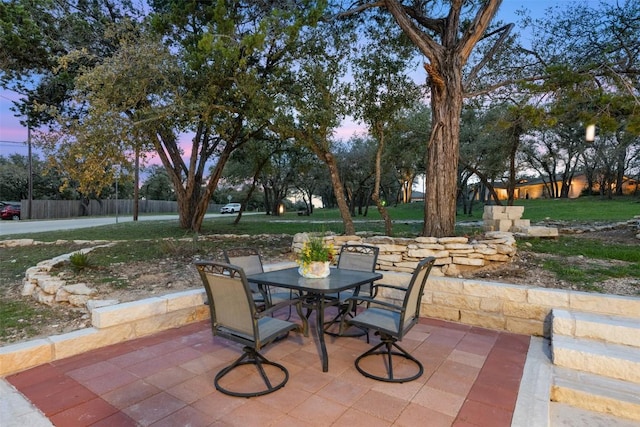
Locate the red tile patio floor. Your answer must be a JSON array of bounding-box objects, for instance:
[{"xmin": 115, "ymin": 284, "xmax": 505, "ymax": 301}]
[{"xmin": 7, "ymin": 313, "xmax": 530, "ymax": 427}]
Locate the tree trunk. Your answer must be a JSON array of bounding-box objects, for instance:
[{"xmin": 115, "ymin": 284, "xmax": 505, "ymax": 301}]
[
  {"xmin": 133, "ymin": 148, "xmax": 139, "ymax": 221},
  {"xmin": 372, "ymin": 124, "xmax": 393, "ymax": 236},
  {"xmin": 321, "ymin": 151, "xmax": 355, "ymax": 235},
  {"xmin": 422, "ymin": 60, "xmax": 462, "ymax": 237}
]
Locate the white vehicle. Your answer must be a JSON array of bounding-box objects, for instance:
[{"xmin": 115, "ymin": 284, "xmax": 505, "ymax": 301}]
[{"xmin": 220, "ymin": 203, "xmax": 241, "ymax": 214}]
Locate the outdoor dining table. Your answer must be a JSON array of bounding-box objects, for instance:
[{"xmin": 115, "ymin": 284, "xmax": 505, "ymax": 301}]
[{"xmin": 247, "ymin": 267, "xmax": 383, "ymax": 372}]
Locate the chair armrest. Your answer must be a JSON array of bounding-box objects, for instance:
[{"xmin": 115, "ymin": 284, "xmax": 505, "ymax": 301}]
[
  {"xmin": 256, "ymin": 297, "xmax": 303, "ymax": 318},
  {"xmin": 346, "ymin": 295, "xmax": 403, "ymax": 312},
  {"xmin": 371, "ymin": 283, "xmax": 408, "ymax": 293}
]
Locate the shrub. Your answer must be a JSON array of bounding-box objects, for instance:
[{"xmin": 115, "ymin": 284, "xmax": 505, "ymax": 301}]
[{"xmin": 69, "ymin": 252, "xmax": 91, "ymax": 272}]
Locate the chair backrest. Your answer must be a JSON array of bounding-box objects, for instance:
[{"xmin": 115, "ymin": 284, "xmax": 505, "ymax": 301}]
[
  {"xmin": 398, "ymin": 257, "xmax": 436, "ymax": 338},
  {"xmin": 195, "ymin": 261, "xmax": 258, "ymax": 346},
  {"xmin": 223, "ymin": 247, "xmax": 264, "ymax": 275},
  {"xmin": 223, "ymin": 248, "xmax": 264, "ymax": 293},
  {"xmin": 337, "ymin": 244, "xmax": 379, "ymax": 272}
]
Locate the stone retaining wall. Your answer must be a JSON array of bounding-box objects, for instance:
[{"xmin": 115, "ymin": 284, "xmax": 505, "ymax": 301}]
[
  {"xmin": 3, "ymin": 263, "xmax": 640, "ymax": 377},
  {"xmin": 292, "ymin": 231, "xmax": 518, "ymax": 277}
]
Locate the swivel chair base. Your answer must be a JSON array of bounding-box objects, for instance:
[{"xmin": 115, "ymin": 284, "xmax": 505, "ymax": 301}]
[
  {"xmin": 215, "ymin": 346, "xmax": 289, "ymax": 397},
  {"xmin": 354, "ymin": 334, "xmax": 423, "ymax": 383}
]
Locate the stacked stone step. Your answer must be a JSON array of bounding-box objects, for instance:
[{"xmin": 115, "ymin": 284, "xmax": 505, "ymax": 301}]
[
  {"xmin": 482, "ymin": 205, "xmax": 559, "ymax": 237},
  {"xmin": 550, "ymin": 309, "xmax": 640, "ymax": 421},
  {"xmin": 483, "ymin": 205, "xmax": 529, "ymax": 232}
]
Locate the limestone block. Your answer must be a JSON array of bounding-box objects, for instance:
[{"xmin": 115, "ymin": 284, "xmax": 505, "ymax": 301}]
[
  {"xmin": 419, "ymin": 291, "xmax": 434, "ymax": 305},
  {"xmin": 366, "ymin": 236, "xmax": 395, "ymax": 245},
  {"xmin": 68, "ymin": 295, "xmax": 90, "ymax": 307},
  {"xmin": 92, "ymin": 297, "xmax": 167, "ymax": 329},
  {"xmin": 442, "ymin": 264, "xmax": 463, "ymax": 277},
  {"xmin": 494, "ymin": 244, "xmax": 517, "ymax": 255},
  {"xmin": 434, "ymin": 257, "xmax": 452, "ymax": 266},
  {"xmin": 463, "ymin": 280, "xmax": 528, "ymax": 302},
  {"xmin": 132, "ymin": 307, "xmax": 209, "ymax": 337},
  {"xmin": 377, "ymin": 271, "xmax": 411, "ymax": 287},
  {"xmin": 569, "ymin": 292, "xmax": 640, "ymax": 318},
  {"xmin": 50, "ymin": 326, "xmax": 134, "ymax": 360},
  {"xmin": 2, "ymin": 238, "xmax": 35, "ymax": 247},
  {"xmin": 505, "ymin": 206, "xmax": 525, "ymax": 219},
  {"xmin": 524, "ymin": 226, "xmax": 559, "ymax": 237},
  {"xmin": 63, "ymin": 283, "xmax": 97, "ymax": 295},
  {"xmin": 484, "ymin": 231, "xmax": 515, "ymax": 240},
  {"xmin": 392, "ymin": 266, "xmax": 415, "ymax": 273},
  {"xmin": 480, "ymin": 298, "xmax": 503, "ymax": 313},
  {"xmin": 483, "ymin": 205, "xmax": 505, "ymax": 215},
  {"xmin": 438, "ymin": 237, "xmax": 469, "ymax": 244},
  {"xmin": 528, "ymin": 288, "xmax": 570, "ymax": 308},
  {"xmin": 407, "ymin": 249, "xmax": 449, "ymax": 258},
  {"xmin": 467, "ymin": 253, "xmax": 486, "ymax": 259},
  {"xmin": 415, "ymin": 236, "xmax": 438, "ymax": 244},
  {"xmin": 426, "ymin": 277, "xmax": 464, "ymax": 293},
  {"xmin": 34, "ymin": 289, "xmax": 55, "ymax": 306},
  {"xmin": 39, "ymin": 278, "xmax": 65, "ymax": 294},
  {"xmin": 55, "ymin": 288, "xmax": 71, "ymax": 302},
  {"xmin": 483, "ymin": 206, "xmax": 507, "ymax": 219},
  {"xmin": 484, "ymin": 254, "xmax": 511, "ymax": 262},
  {"xmin": 552, "ymin": 335, "xmax": 640, "ymax": 383},
  {"xmin": 512, "ymin": 219, "xmax": 531, "ymax": 228},
  {"xmin": 0, "ymin": 339, "xmax": 53, "ymax": 376},
  {"xmin": 395, "ymin": 261, "xmax": 420, "ymax": 270},
  {"xmin": 376, "ymin": 244, "xmax": 409, "ymax": 253},
  {"xmin": 448, "ymin": 249, "xmax": 475, "ymax": 255},
  {"xmin": 378, "ymin": 254, "xmax": 403, "ymax": 263},
  {"xmin": 376, "ymin": 259, "xmax": 395, "ymax": 268},
  {"xmin": 503, "ymin": 301, "xmax": 549, "ymax": 321},
  {"xmin": 443, "ymin": 243, "xmax": 473, "ymax": 250},
  {"xmin": 506, "ymin": 317, "xmax": 544, "ymax": 336},
  {"xmin": 452, "ymin": 257, "xmax": 485, "ymax": 266},
  {"xmin": 415, "ymin": 243, "xmax": 446, "ymax": 250},
  {"xmin": 550, "ymin": 309, "xmax": 574, "ymax": 337},
  {"xmin": 86, "ymin": 299, "xmax": 120, "ymax": 311},
  {"xmin": 429, "ymin": 267, "xmax": 445, "ymax": 277},
  {"xmin": 21, "ymin": 281, "xmax": 36, "ymax": 296},
  {"xmin": 485, "ymin": 211, "xmax": 510, "ymax": 220},
  {"xmin": 460, "ymin": 310, "xmax": 506, "ymax": 330},
  {"xmin": 422, "ymin": 304, "xmax": 460, "ymax": 321},
  {"xmin": 164, "ymin": 289, "xmax": 206, "ymax": 312},
  {"xmin": 24, "ymin": 266, "xmax": 41, "ymax": 276},
  {"xmin": 474, "ymin": 247, "xmax": 498, "ymax": 255},
  {"xmin": 433, "ymin": 292, "xmax": 481, "ymax": 310}
]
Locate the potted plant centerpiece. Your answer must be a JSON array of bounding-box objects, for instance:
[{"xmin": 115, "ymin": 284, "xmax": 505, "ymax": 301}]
[{"xmin": 297, "ymin": 235, "xmax": 334, "ymax": 278}]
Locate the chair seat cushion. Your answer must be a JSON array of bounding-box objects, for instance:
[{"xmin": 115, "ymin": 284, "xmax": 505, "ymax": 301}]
[
  {"xmin": 350, "ymin": 307, "xmax": 400, "ymax": 335},
  {"xmin": 257, "ymin": 316, "xmax": 298, "ymax": 343}
]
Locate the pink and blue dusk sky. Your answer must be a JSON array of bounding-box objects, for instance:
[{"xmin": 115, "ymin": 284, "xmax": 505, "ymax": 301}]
[{"xmin": 0, "ymin": 1, "xmax": 606, "ymax": 159}]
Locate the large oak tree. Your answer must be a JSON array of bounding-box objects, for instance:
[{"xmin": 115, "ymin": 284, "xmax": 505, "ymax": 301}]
[{"xmin": 341, "ymin": 0, "xmax": 507, "ymax": 237}]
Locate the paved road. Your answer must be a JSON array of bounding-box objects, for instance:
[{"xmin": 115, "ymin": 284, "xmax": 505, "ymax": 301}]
[{"xmin": 0, "ymin": 214, "xmax": 223, "ymax": 236}]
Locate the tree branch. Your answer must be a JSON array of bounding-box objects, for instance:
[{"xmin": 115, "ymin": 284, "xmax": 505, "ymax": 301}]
[
  {"xmin": 457, "ymin": 0, "xmax": 502, "ymax": 61},
  {"xmin": 466, "ymin": 23, "xmax": 514, "ymax": 82}
]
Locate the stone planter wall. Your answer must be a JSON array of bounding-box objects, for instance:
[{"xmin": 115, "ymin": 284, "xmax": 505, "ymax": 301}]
[
  {"xmin": 292, "ymin": 231, "xmax": 518, "ymax": 278},
  {"xmin": 19, "ymin": 244, "xmax": 121, "ymax": 311}
]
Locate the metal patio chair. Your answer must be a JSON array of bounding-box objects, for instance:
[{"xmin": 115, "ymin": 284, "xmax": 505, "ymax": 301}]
[
  {"xmin": 195, "ymin": 261, "xmax": 307, "ymax": 397},
  {"xmin": 323, "ymin": 244, "xmax": 379, "ymax": 338},
  {"xmin": 346, "ymin": 256, "xmax": 436, "ymax": 383},
  {"xmin": 223, "ymin": 247, "xmax": 297, "ymax": 316}
]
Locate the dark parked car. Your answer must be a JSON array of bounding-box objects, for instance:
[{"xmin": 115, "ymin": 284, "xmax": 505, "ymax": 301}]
[{"xmin": 0, "ymin": 204, "xmax": 21, "ymax": 220}]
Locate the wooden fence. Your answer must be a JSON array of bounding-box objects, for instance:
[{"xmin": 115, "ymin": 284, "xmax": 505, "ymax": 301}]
[{"xmin": 19, "ymin": 199, "xmax": 224, "ymax": 220}]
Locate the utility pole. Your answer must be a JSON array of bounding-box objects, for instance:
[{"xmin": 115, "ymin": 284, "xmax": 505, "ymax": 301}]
[{"xmin": 27, "ymin": 125, "xmax": 32, "ymax": 220}]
